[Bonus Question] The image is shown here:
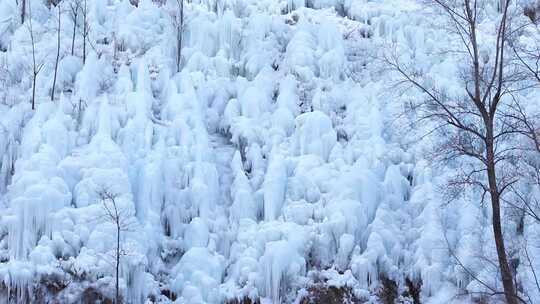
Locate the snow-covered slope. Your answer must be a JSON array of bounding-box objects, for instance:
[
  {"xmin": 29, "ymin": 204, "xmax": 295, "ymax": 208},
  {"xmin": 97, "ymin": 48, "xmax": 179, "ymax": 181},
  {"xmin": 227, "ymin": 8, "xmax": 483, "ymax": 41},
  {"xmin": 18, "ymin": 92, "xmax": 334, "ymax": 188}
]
[{"xmin": 0, "ymin": 0, "xmax": 538, "ymax": 303}]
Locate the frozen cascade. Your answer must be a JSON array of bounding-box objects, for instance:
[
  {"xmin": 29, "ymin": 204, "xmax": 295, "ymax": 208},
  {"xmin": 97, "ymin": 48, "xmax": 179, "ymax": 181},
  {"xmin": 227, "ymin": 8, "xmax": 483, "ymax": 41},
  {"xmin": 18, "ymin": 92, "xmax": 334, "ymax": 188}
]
[
  {"xmin": 0, "ymin": 0, "xmax": 536, "ymax": 303},
  {"xmin": 293, "ymin": 111, "xmax": 337, "ymax": 161},
  {"xmin": 261, "ymin": 240, "xmax": 305, "ymax": 303},
  {"xmin": 263, "ymin": 152, "xmax": 287, "ymax": 221}
]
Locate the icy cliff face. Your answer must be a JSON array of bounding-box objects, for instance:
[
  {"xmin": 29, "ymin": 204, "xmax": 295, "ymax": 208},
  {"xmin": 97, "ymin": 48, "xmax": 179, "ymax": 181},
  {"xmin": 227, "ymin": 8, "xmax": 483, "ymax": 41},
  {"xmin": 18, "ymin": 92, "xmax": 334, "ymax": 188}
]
[{"xmin": 0, "ymin": 0, "xmax": 538, "ymax": 303}]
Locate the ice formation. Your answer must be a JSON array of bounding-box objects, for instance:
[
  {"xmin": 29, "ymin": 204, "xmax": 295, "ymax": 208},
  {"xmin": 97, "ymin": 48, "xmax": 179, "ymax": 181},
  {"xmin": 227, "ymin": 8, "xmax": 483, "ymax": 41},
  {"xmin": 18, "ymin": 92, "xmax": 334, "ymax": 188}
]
[{"xmin": 0, "ymin": 0, "xmax": 538, "ymax": 303}]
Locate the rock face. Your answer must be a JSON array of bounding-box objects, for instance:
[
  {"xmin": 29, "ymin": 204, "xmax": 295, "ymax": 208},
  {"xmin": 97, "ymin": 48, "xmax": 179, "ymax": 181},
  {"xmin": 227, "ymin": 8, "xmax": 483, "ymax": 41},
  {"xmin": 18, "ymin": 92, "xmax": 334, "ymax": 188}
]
[
  {"xmin": 300, "ymin": 285, "xmax": 361, "ymax": 304},
  {"xmin": 0, "ymin": 0, "xmax": 538, "ymax": 303}
]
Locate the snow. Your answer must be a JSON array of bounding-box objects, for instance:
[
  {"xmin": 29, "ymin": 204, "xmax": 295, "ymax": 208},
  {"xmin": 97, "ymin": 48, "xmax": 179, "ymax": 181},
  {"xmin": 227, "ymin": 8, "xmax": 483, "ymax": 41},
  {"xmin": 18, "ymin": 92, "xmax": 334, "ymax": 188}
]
[
  {"xmin": 0, "ymin": 0, "xmax": 537, "ymax": 303},
  {"xmin": 263, "ymin": 152, "xmax": 288, "ymax": 221},
  {"xmin": 172, "ymin": 247, "xmax": 225, "ymax": 303},
  {"xmin": 260, "ymin": 239, "xmax": 305, "ymax": 303},
  {"xmin": 231, "ymin": 151, "xmax": 259, "ymax": 221},
  {"xmin": 293, "ymin": 111, "xmax": 336, "ymax": 161}
]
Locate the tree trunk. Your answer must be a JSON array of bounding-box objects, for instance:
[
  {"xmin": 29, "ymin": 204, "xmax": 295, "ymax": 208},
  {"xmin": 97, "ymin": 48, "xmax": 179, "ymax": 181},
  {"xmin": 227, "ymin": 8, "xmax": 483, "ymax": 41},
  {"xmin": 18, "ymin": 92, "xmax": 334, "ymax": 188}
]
[
  {"xmin": 176, "ymin": 0, "xmax": 183, "ymax": 73},
  {"xmin": 82, "ymin": 26, "xmax": 86, "ymax": 63},
  {"xmin": 71, "ymin": 14, "xmax": 77, "ymax": 56},
  {"xmin": 486, "ymin": 124, "xmax": 518, "ymax": 304},
  {"xmin": 31, "ymin": 74, "xmax": 36, "ymax": 110},
  {"xmin": 116, "ymin": 224, "xmax": 120, "ymax": 304},
  {"xmin": 28, "ymin": 0, "xmax": 37, "ymax": 110},
  {"xmin": 21, "ymin": 0, "xmax": 26, "ymax": 24},
  {"xmin": 176, "ymin": 28, "xmax": 181, "ymax": 73},
  {"xmin": 82, "ymin": 0, "xmax": 87, "ymax": 64},
  {"xmin": 51, "ymin": 6, "xmax": 61, "ymax": 101}
]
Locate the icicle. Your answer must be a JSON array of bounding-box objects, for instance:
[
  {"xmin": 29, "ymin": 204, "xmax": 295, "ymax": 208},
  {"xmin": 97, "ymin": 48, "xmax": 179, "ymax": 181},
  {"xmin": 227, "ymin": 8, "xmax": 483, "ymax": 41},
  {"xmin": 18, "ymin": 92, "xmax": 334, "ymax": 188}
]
[
  {"xmin": 230, "ymin": 151, "xmax": 258, "ymax": 221},
  {"xmin": 184, "ymin": 217, "xmax": 210, "ymax": 249},
  {"xmin": 293, "ymin": 111, "xmax": 337, "ymax": 161},
  {"xmin": 263, "ymin": 152, "xmax": 287, "ymax": 221},
  {"xmin": 95, "ymin": 95, "xmax": 112, "ymax": 140},
  {"xmin": 136, "ymin": 58, "xmax": 152, "ymax": 95},
  {"xmin": 172, "ymin": 248, "xmax": 224, "ymax": 303},
  {"xmin": 260, "ymin": 240, "xmax": 305, "ymax": 303}
]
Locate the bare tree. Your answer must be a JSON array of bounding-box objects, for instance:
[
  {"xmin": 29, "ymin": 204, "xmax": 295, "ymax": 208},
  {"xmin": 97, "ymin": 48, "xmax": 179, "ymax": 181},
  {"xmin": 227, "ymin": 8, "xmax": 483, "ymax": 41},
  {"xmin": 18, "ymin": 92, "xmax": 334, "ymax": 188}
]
[
  {"xmin": 503, "ymin": 9, "xmax": 540, "ymax": 227},
  {"xmin": 26, "ymin": 0, "xmax": 45, "ymax": 110},
  {"xmin": 67, "ymin": 0, "xmax": 89, "ymax": 63},
  {"xmin": 51, "ymin": 3, "xmax": 61, "ymax": 101},
  {"xmin": 385, "ymin": 1, "xmax": 527, "ymax": 303},
  {"xmin": 512, "ymin": 34, "xmax": 540, "ymax": 83},
  {"xmin": 81, "ymin": 0, "xmax": 88, "ymax": 63},
  {"xmin": 68, "ymin": 0, "xmax": 81, "ymax": 56},
  {"xmin": 98, "ymin": 190, "xmax": 135, "ymax": 304}
]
